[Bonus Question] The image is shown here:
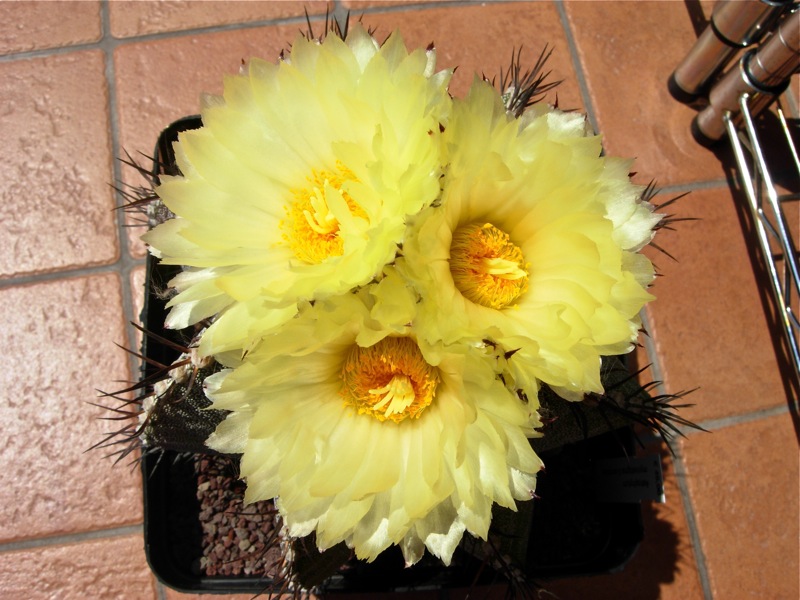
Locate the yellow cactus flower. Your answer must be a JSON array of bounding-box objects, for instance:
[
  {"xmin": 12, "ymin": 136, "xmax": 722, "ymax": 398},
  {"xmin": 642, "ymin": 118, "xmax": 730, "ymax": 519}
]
[
  {"xmin": 400, "ymin": 78, "xmax": 660, "ymax": 399},
  {"xmin": 142, "ymin": 25, "xmax": 452, "ymax": 356},
  {"xmin": 204, "ymin": 294, "xmax": 543, "ymax": 566}
]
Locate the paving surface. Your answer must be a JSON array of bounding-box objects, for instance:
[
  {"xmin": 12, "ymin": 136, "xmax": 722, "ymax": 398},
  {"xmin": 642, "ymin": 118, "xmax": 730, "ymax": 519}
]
[{"xmin": 0, "ymin": 2, "xmax": 797, "ymax": 599}]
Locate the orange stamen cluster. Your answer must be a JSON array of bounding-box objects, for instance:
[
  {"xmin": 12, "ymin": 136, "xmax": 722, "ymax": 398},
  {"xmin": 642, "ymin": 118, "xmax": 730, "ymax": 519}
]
[
  {"xmin": 282, "ymin": 163, "xmax": 365, "ymax": 264},
  {"xmin": 450, "ymin": 222, "xmax": 529, "ymax": 309},
  {"xmin": 340, "ymin": 337, "xmax": 439, "ymax": 423}
]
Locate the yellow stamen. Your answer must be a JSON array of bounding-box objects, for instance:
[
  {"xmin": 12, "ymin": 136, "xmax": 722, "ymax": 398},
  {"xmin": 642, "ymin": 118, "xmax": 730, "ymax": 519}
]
[
  {"xmin": 450, "ymin": 222, "xmax": 529, "ymax": 309},
  {"xmin": 303, "ymin": 187, "xmax": 338, "ymax": 235},
  {"xmin": 282, "ymin": 163, "xmax": 365, "ymax": 264},
  {"xmin": 340, "ymin": 337, "xmax": 439, "ymax": 423}
]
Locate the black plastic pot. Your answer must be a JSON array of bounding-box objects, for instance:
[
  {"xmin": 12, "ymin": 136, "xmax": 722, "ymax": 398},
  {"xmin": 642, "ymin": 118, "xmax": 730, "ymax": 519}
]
[{"xmin": 140, "ymin": 118, "xmax": 645, "ymax": 595}]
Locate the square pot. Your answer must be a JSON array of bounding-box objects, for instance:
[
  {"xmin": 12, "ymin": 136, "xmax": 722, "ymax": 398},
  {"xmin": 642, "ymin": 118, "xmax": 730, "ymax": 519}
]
[{"xmin": 140, "ymin": 117, "xmax": 645, "ymax": 594}]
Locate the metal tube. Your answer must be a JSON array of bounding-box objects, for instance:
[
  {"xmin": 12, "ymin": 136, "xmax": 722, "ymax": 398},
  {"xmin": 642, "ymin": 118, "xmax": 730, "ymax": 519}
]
[
  {"xmin": 712, "ymin": 0, "xmax": 791, "ymax": 45},
  {"xmin": 746, "ymin": 8, "xmax": 800, "ymax": 87},
  {"xmin": 723, "ymin": 101, "xmax": 800, "ymax": 385},
  {"xmin": 693, "ymin": 51, "xmax": 775, "ymax": 142},
  {"xmin": 692, "ymin": 9, "xmax": 799, "ymax": 144},
  {"xmin": 670, "ymin": 0, "xmax": 791, "ymax": 99}
]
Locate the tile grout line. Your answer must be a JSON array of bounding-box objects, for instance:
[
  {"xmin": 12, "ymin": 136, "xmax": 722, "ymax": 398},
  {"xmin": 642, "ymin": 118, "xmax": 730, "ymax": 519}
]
[
  {"xmin": 9, "ymin": 2, "xmax": 779, "ymax": 594},
  {"xmin": 690, "ymin": 403, "xmax": 790, "ymax": 434},
  {"xmin": 99, "ymin": 2, "xmax": 162, "ymax": 597},
  {"xmin": 639, "ymin": 308, "xmax": 665, "ymax": 384},
  {"xmin": 656, "ymin": 178, "xmax": 729, "ymax": 196},
  {"xmin": 553, "ymin": 0, "xmax": 599, "ymax": 135},
  {"xmin": 640, "ymin": 309, "xmax": 715, "ymax": 600},
  {"xmin": 332, "ymin": 0, "xmax": 495, "ymax": 18},
  {"xmin": 99, "ymin": 0, "xmax": 145, "ymax": 379},
  {"xmin": 155, "ymin": 579, "xmax": 167, "ymax": 600},
  {"xmin": 0, "ymin": 39, "xmax": 104, "ymax": 63},
  {"xmin": 0, "ymin": 1, "xmax": 469, "ymax": 296},
  {"xmin": 0, "ymin": 0, "xmax": 487, "ymax": 66},
  {"xmin": 0, "ymin": 9, "xmax": 339, "ymax": 64},
  {"xmin": 670, "ymin": 447, "xmax": 715, "ymax": 600},
  {"xmin": 332, "ymin": 0, "xmax": 349, "ymax": 27},
  {"xmin": 552, "ymin": 0, "xmax": 726, "ymax": 199},
  {"xmin": 0, "ymin": 259, "xmax": 145, "ymax": 290},
  {"xmin": 553, "ymin": 3, "xmax": 719, "ymax": 592},
  {"xmin": 0, "ymin": 524, "xmax": 144, "ymax": 555}
]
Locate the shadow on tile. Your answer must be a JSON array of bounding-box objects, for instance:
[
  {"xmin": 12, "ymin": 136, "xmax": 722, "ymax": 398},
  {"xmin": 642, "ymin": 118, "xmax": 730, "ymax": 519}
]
[
  {"xmin": 699, "ymin": 111, "xmax": 800, "ymax": 442},
  {"xmin": 539, "ymin": 441, "xmax": 701, "ymax": 600},
  {"xmin": 681, "ymin": 0, "xmax": 710, "ymax": 38}
]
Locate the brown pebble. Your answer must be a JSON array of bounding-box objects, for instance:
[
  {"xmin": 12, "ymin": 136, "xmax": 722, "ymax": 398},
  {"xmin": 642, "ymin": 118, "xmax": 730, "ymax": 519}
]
[{"xmin": 195, "ymin": 454, "xmax": 280, "ymax": 580}]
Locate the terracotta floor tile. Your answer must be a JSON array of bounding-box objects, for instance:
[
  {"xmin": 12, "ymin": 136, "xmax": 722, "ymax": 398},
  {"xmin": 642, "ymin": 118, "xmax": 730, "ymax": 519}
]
[
  {"xmin": 165, "ymin": 584, "xmax": 507, "ymax": 599},
  {"xmin": 0, "ymin": 274, "xmax": 143, "ymax": 543},
  {"xmin": 164, "ymin": 591, "xmax": 276, "ymax": 600},
  {"xmin": 343, "ymin": 0, "xmax": 460, "ymax": 7},
  {"xmin": 121, "ymin": 168, "xmax": 155, "ymax": 260},
  {"xmin": 315, "ymin": 586, "xmax": 508, "ymax": 600},
  {"xmin": 0, "ymin": 50, "xmax": 118, "ymax": 278},
  {"xmin": 131, "ymin": 264, "xmax": 147, "ymax": 323},
  {"xmin": 127, "ymin": 233, "xmax": 148, "ymax": 261},
  {"xmin": 114, "ymin": 5, "xmax": 582, "ymax": 259},
  {"xmin": 112, "ymin": 2, "xmax": 581, "ymax": 168},
  {"xmin": 543, "ymin": 440, "xmax": 703, "ymax": 600},
  {"xmin": 113, "ymin": 23, "xmax": 300, "ymax": 258},
  {"xmin": 0, "ymin": 5, "xmax": 784, "ymax": 597},
  {"xmin": 772, "ymin": 100, "xmax": 800, "ymax": 194},
  {"xmin": 681, "ymin": 414, "xmax": 799, "ymax": 599},
  {"xmin": 354, "ymin": 2, "xmax": 583, "ymax": 108},
  {"xmin": 786, "ymin": 87, "xmax": 799, "ymax": 117},
  {"xmin": 644, "ymin": 184, "xmax": 793, "ymax": 423},
  {"xmin": 563, "ymin": 1, "xmax": 723, "ymax": 187},
  {"xmin": 0, "ymin": 533, "xmax": 156, "ymax": 599},
  {"xmin": 0, "ymin": 1, "xmax": 101, "ymax": 55},
  {"xmin": 130, "ymin": 264, "xmax": 147, "ymax": 353},
  {"xmin": 109, "ymin": 0, "xmax": 332, "ymax": 38}
]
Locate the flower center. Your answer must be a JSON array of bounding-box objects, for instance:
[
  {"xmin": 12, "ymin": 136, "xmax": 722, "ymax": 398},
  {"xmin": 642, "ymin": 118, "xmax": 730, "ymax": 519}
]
[
  {"xmin": 340, "ymin": 337, "xmax": 439, "ymax": 423},
  {"xmin": 282, "ymin": 163, "xmax": 364, "ymax": 264},
  {"xmin": 449, "ymin": 222, "xmax": 529, "ymax": 309}
]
